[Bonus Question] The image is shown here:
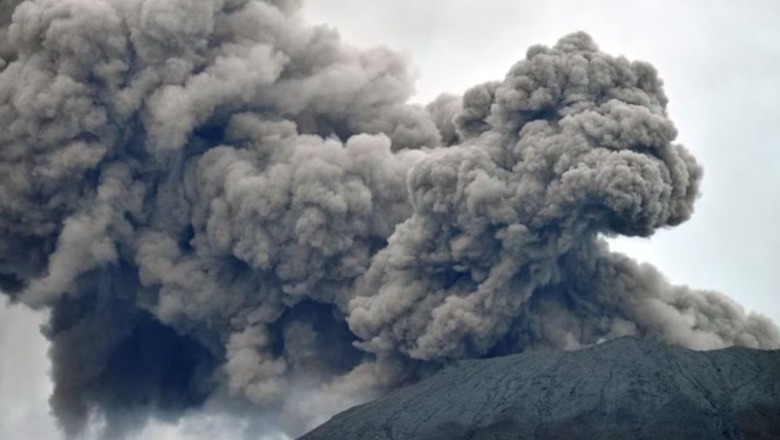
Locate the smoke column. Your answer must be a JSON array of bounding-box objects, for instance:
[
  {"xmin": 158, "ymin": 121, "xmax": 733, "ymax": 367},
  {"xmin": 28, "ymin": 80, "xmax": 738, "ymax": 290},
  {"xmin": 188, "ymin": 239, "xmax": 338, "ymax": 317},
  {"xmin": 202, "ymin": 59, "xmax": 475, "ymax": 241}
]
[{"xmin": 0, "ymin": 0, "xmax": 777, "ymax": 437}]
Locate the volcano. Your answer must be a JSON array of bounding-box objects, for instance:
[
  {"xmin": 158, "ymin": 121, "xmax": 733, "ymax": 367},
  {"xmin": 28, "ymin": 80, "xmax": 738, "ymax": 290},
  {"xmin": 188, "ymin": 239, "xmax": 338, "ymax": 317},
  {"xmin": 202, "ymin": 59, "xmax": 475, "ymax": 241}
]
[{"xmin": 300, "ymin": 337, "xmax": 780, "ymax": 440}]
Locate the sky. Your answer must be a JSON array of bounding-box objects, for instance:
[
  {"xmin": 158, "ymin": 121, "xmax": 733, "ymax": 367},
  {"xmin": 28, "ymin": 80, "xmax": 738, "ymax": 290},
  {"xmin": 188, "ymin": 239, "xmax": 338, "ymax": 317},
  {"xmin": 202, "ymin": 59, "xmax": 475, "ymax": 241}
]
[{"xmin": 2, "ymin": 0, "xmax": 779, "ymax": 438}]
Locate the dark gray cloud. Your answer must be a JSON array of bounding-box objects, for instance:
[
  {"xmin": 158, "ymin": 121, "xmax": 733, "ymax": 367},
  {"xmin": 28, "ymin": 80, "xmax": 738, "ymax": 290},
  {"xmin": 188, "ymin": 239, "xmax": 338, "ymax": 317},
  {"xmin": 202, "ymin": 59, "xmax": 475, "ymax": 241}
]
[{"xmin": 0, "ymin": 0, "xmax": 777, "ymax": 438}]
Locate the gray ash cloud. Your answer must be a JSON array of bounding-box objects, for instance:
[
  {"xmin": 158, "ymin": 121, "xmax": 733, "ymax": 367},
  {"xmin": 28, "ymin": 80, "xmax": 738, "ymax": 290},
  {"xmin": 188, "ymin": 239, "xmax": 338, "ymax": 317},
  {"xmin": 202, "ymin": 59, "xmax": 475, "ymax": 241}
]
[{"xmin": 0, "ymin": 0, "xmax": 777, "ymax": 437}]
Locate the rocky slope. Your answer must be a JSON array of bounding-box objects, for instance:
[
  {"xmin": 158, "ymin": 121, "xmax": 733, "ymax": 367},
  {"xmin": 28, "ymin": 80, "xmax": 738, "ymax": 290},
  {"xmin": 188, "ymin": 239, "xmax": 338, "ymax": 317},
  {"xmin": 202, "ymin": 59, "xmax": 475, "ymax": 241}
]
[{"xmin": 300, "ymin": 337, "xmax": 780, "ymax": 439}]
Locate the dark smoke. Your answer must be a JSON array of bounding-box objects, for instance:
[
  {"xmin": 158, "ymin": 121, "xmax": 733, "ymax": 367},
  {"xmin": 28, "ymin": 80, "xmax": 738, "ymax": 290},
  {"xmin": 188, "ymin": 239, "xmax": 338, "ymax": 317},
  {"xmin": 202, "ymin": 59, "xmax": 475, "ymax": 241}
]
[{"xmin": 0, "ymin": 0, "xmax": 777, "ymax": 437}]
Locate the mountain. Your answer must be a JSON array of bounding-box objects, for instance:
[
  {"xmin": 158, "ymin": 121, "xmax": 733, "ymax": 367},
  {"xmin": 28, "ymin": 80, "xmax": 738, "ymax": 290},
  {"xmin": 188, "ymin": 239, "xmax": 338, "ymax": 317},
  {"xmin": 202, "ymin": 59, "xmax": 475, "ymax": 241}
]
[{"xmin": 299, "ymin": 337, "xmax": 780, "ymax": 440}]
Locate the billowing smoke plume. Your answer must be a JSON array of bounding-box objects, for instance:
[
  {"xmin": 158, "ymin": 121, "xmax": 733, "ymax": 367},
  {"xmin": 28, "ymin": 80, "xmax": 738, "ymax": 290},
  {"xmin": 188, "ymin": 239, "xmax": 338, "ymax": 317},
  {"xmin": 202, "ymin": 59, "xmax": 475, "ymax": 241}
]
[{"xmin": 0, "ymin": 0, "xmax": 777, "ymax": 437}]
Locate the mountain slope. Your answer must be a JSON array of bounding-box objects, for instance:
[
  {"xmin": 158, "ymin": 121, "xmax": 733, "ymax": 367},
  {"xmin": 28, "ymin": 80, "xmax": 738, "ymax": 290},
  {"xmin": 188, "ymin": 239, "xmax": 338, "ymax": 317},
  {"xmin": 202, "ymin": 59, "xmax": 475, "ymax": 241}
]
[{"xmin": 300, "ymin": 337, "xmax": 780, "ymax": 439}]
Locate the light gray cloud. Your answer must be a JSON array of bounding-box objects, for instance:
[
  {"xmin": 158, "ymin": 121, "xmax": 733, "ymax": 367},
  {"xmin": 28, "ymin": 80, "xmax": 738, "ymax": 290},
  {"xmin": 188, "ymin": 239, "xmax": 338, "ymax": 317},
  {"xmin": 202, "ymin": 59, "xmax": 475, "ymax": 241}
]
[
  {"xmin": 0, "ymin": 303, "xmax": 59, "ymax": 440},
  {"xmin": 305, "ymin": 0, "xmax": 780, "ymax": 329}
]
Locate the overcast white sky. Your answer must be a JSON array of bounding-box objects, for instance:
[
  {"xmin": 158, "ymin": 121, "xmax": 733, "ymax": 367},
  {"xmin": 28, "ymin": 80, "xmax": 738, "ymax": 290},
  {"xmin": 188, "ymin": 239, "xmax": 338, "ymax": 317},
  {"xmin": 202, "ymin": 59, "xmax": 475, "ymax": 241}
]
[{"xmin": 2, "ymin": 1, "xmax": 779, "ymax": 438}]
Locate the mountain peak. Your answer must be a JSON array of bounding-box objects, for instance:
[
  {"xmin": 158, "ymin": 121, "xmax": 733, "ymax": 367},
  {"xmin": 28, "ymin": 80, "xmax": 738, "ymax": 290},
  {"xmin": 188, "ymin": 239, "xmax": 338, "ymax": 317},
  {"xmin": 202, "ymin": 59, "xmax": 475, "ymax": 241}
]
[{"xmin": 300, "ymin": 337, "xmax": 780, "ymax": 439}]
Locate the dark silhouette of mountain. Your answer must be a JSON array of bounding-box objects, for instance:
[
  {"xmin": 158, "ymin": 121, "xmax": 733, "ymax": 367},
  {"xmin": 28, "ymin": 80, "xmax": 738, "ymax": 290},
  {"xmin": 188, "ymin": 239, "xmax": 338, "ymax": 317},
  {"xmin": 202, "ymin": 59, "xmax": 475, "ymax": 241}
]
[{"xmin": 300, "ymin": 337, "xmax": 780, "ymax": 440}]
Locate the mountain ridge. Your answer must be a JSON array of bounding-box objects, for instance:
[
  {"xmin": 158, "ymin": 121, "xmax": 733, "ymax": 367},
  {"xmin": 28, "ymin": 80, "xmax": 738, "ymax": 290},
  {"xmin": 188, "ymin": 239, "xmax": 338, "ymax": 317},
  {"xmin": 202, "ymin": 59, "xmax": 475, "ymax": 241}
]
[{"xmin": 300, "ymin": 337, "xmax": 780, "ymax": 439}]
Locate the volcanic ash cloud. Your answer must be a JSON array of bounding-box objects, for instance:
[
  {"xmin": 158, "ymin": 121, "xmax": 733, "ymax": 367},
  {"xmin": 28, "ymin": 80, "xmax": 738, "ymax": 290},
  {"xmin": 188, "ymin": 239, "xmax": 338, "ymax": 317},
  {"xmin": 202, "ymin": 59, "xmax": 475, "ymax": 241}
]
[{"xmin": 0, "ymin": 0, "xmax": 777, "ymax": 437}]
